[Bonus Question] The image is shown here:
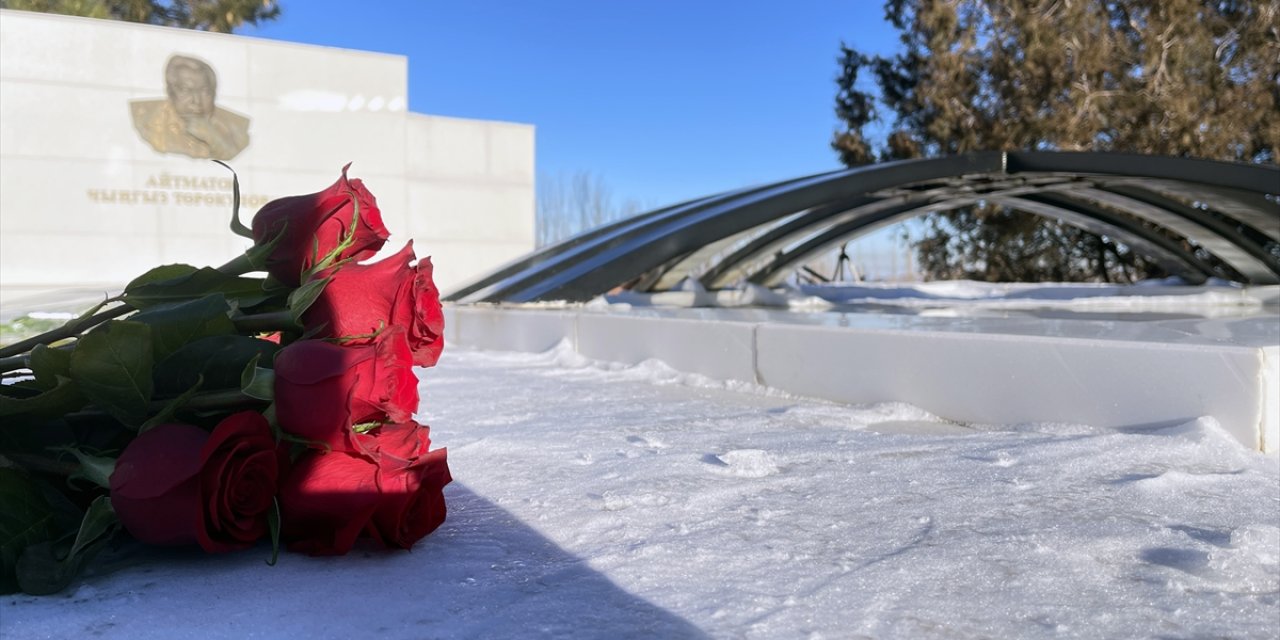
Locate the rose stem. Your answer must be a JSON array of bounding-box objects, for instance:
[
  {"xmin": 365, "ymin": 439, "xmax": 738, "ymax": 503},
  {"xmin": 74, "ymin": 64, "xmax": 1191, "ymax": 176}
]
[
  {"xmin": 179, "ymin": 389, "xmax": 269, "ymax": 412},
  {"xmin": 216, "ymin": 252, "xmax": 257, "ymax": 276},
  {"xmin": 57, "ymin": 390, "xmax": 267, "ymax": 425},
  {"xmin": 0, "ymin": 354, "xmax": 30, "ymax": 373},
  {"xmin": 3, "ymin": 452, "xmax": 80, "ymax": 476},
  {"xmin": 0, "ymin": 305, "xmax": 134, "ymax": 359}
]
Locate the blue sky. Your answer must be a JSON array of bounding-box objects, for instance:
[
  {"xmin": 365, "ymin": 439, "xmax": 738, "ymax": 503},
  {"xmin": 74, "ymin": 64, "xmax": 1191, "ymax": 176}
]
[{"xmin": 242, "ymin": 1, "xmax": 900, "ymax": 210}]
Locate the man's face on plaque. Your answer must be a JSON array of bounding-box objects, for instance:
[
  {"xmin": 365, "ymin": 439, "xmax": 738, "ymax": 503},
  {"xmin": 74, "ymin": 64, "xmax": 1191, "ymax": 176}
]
[{"xmin": 169, "ymin": 67, "xmax": 215, "ymax": 119}]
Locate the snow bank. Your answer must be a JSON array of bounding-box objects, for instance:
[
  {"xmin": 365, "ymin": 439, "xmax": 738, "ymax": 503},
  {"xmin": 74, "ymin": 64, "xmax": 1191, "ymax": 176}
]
[{"xmin": 4, "ymin": 347, "xmax": 1278, "ymax": 639}]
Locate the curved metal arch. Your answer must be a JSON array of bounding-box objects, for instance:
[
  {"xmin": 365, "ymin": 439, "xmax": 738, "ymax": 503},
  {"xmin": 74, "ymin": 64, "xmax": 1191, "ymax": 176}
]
[
  {"xmin": 701, "ymin": 174, "xmax": 1276, "ymax": 291},
  {"xmin": 696, "ymin": 175, "xmax": 1089, "ymax": 289},
  {"xmin": 1058, "ymin": 186, "xmax": 1278, "ymax": 282},
  {"xmin": 746, "ymin": 199, "xmax": 958, "ymax": 287},
  {"xmin": 660, "ymin": 173, "xmax": 1074, "ymax": 290},
  {"xmin": 743, "ymin": 192, "xmax": 1216, "ymax": 288},
  {"xmin": 1012, "ymin": 192, "xmax": 1222, "ymax": 276},
  {"xmin": 443, "ymin": 172, "xmax": 842, "ymax": 301},
  {"xmin": 992, "ymin": 195, "xmax": 1217, "ymax": 279},
  {"xmin": 692, "ymin": 196, "xmax": 881, "ymax": 289},
  {"xmin": 448, "ymin": 152, "xmax": 1280, "ymax": 303},
  {"xmin": 640, "ymin": 208, "xmax": 816, "ymax": 292},
  {"xmin": 1003, "ymin": 152, "xmax": 1278, "ymax": 193},
  {"xmin": 452, "ymin": 153, "xmax": 1005, "ymax": 302},
  {"xmin": 445, "ymin": 192, "xmax": 721, "ymax": 301},
  {"xmin": 1058, "ymin": 178, "xmax": 1280, "ymax": 243},
  {"xmin": 1099, "ymin": 183, "xmax": 1280, "ymax": 273}
]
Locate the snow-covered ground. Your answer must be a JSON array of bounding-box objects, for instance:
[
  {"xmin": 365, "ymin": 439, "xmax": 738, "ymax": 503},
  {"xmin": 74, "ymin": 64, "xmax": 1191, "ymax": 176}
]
[
  {"xmin": 603, "ymin": 279, "xmax": 1280, "ymax": 320},
  {"xmin": 792, "ymin": 279, "xmax": 1279, "ymax": 317},
  {"xmin": 5, "ymin": 344, "xmax": 1278, "ymax": 639}
]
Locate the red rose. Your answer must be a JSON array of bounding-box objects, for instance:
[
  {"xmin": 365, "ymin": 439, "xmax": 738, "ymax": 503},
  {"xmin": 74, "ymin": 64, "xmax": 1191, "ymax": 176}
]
[
  {"xmin": 109, "ymin": 411, "xmax": 280, "ymax": 552},
  {"xmin": 303, "ymin": 241, "xmax": 445, "ymax": 367},
  {"xmin": 370, "ymin": 446, "xmax": 450, "ymax": 549},
  {"xmin": 279, "ymin": 422, "xmax": 450, "ymax": 555},
  {"xmin": 251, "ymin": 164, "xmax": 389, "ymax": 286},
  {"xmin": 277, "ymin": 447, "xmax": 378, "ymax": 555},
  {"xmin": 273, "ymin": 328, "xmax": 419, "ymax": 451}
]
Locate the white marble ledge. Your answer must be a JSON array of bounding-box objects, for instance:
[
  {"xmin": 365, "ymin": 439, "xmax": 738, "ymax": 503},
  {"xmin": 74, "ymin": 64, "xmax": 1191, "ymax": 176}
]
[{"xmin": 444, "ymin": 304, "xmax": 1280, "ymax": 453}]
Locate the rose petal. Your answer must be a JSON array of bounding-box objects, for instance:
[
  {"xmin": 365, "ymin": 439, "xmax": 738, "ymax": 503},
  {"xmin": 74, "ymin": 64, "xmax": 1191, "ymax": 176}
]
[
  {"xmin": 279, "ymin": 450, "xmax": 382, "ymax": 555},
  {"xmin": 109, "ymin": 423, "xmax": 208, "ymax": 546}
]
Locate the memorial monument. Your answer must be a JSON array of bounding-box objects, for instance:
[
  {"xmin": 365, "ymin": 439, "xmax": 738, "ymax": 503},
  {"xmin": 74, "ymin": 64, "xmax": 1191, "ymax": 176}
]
[
  {"xmin": 130, "ymin": 54, "xmax": 251, "ymax": 160},
  {"xmin": 0, "ymin": 9, "xmax": 535, "ymax": 308}
]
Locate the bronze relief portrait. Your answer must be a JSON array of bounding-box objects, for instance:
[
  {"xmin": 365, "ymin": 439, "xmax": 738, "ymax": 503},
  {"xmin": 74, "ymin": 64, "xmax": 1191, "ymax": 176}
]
[{"xmin": 131, "ymin": 54, "xmax": 250, "ymax": 160}]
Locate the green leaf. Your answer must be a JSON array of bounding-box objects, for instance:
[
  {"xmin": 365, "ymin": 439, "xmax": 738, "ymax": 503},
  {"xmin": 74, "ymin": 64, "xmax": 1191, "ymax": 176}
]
[
  {"xmin": 129, "ymin": 294, "xmax": 236, "ymax": 361},
  {"xmin": 28, "ymin": 344, "xmax": 72, "ymax": 392},
  {"xmin": 64, "ymin": 497, "xmax": 115, "ymax": 566},
  {"xmin": 126, "ymin": 263, "xmax": 199, "ymax": 291},
  {"xmin": 153, "ymin": 335, "xmax": 278, "ymax": 396},
  {"xmin": 212, "ymin": 160, "xmax": 254, "ymax": 239},
  {"xmin": 286, "ymin": 276, "xmax": 330, "ymax": 325},
  {"xmin": 262, "ymin": 402, "xmax": 279, "ymax": 431},
  {"xmin": 124, "ymin": 265, "xmax": 270, "ymax": 310},
  {"xmin": 239, "ymin": 356, "xmax": 275, "ymax": 401},
  {"xmin": 0, "ymin": 376, "xmax": 85, "ymax": 424},
  {"xmin": 245, "ymin": 223, "xmax": 286, "ymax": 272},
  {"xmin": 59, "ymin": 449, "xmax": 117, "ymax": 490},
  {"xmin": 0, "ymin": 467, "xmax": 56, "ymax": 594},
  {"xmin": 32, "ymin": 476, "xmax": 84, "ymax": 535},
  {"xmin": 12, "ymin": 543, "xmax": 73, "ymax": 595},
  {"xmin": 69, "ymin": 320, "xmax": 153, "ymax": 427},
  {"xmin": 14, "ymin": 497, "xmax": 117, "ymax": 596},
  {"xmin": 139, "ymin": 375, "xmax": 204, "ymax": 433},
  {"xmin": 266, "ymin": 498, "xmax": 280, "ymax": 567}
]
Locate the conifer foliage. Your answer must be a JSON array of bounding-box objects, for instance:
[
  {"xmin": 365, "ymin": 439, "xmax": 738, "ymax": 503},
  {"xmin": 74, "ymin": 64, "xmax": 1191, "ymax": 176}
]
[
  {"xmin": 0, "ymin": 0, "xmax": 280, "ymax": 32},
  {"xmin": 834, "ymin": 0, "xmax": 1279, "ymax": 282}
]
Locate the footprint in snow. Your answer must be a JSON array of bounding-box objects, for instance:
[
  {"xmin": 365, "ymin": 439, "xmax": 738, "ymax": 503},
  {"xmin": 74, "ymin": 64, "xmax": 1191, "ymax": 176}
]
[
  {"xmin": 703, "ymin": 449, "xmax": 781, "ymax": 478},
  {"xmin": 626, "ymin": 434, "xmax": 667, "ymax": 451}
]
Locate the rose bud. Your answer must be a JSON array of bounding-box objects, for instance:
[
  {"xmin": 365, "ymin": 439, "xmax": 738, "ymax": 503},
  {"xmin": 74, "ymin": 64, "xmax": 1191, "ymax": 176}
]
[
  {"xmin": 369, "ymin": 443, "xmax": 451, "ymax": 549},
  {"xmin": 303, "ymin": 241, "xmax": 445, "ymax": 367},
  {"xmin": 273, "ymin": 328, "xmax": 419, "ymax": 452},
  {"xmin": 279, "ymin": 422, "xmax": 450, "ymax": 555},
  {"xmin": 250, "ymin": 164, "xmax": 389, "ymax": 286},
  {"xmin": 109, "ymin": 411, "xmax": 280, "ymax": 552},
  {"xmin": 277, "ymin": 448, "xmax": 379, "ymax": 555}
]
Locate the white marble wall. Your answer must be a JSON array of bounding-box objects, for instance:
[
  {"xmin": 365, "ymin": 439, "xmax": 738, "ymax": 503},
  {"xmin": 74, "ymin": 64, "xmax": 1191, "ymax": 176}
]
[
  {"xmin": 0, "ymin": 9, "xmax": 534, "ymax": 307},
  {"xmin": 405, "ymin": 114, "xmax": 536, "ymax": 291},
  {"xmin": 444, "ymin": 305, "xmax": 1280, "ymax": 453}
]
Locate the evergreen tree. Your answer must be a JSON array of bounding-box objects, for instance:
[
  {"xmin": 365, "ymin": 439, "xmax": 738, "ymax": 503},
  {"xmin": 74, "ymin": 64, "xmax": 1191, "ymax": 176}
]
[
  {"xmin": 1, "ymin": 0, "xmax": 280, "ymax": 32},
  {"xmin": 834, "ymin": 0, "xmax": 1279, "ymax": 282}
]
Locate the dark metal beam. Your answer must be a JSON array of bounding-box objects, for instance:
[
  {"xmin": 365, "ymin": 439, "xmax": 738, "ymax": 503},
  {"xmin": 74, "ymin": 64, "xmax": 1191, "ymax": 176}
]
[
  {"xmin": 458, "ymin": 153, "xmax": 1004, "ymax": 302},
  {"xmin": 447, "ymin": 172, "xmax": 842, "ymax": 302},
  {"xmin": 1005, "ymin": 152, "xmax": 1279, "ymax": 194},
  {"xmin": 996, "ymin": 194, "xmax": 1214, "ymax": 282},
  {"xmin": 702, "ymin": 177, "xmax": 1090, "ymax": 290},
  {"xmin": 693, "ymin": 195, "xmax": 880, "ymax": 289},
  {"xmin": 443, "ymin": 192, "xmax": 720, "ymax": 301},
  {"xmin": 743, "ymin": 191, "xmax": 1216, "ymax": 287},
  {"xmin": 448, "ymin": 152, "xmax": 1280, "ymax": 303},
  {"xmin": 745, "ymin": 200, "xmax": 939, "ymax": 286},
  {"xmin": 1096, "ymin": 184, "xmax": 1280, "ymax": 283}
]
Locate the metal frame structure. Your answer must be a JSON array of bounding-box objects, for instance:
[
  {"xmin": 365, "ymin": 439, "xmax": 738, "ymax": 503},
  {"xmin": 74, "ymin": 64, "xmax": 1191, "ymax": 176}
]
[{"xmin": 446, "ymin": 152, "xmax": 1280, "ymax": 303}]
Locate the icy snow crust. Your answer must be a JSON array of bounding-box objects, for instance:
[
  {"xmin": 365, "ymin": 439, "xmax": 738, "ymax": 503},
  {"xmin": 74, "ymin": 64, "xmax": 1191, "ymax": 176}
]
[
  {"xmin": 5, "ymin": 344, "xmax": 1279, "ymax": 639},
  {"xmin": 597, "ymin": 279, "xmax": 1280, "ymax": 320}
]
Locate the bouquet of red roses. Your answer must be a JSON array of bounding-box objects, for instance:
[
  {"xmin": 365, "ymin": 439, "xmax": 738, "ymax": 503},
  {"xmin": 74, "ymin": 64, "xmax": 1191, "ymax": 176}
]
[{"xmin": 0, "ymin": 165, "xmax": 450, "ymax": 595}]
